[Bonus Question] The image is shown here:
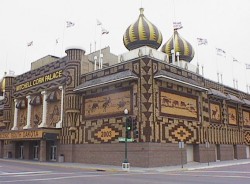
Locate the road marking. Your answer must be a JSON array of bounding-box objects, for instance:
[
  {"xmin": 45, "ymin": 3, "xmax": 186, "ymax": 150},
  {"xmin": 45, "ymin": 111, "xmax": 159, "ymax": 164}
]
[
  {"xmin": 0, "ymin": 173, "xmax": 134, "ymax": 183},
  {"xmin": 161, "ymin": 173, "xmax": 250, "ymax": 179},
  {"xmin": 1, "ymin": 172, "xmax": 77, "ymax": 178},
  {"xmin": 186, "ymin": 170, "xmax": 250, "ymax": 174},
  {"xmin": 0, "ymin": 171, "xmax": 52, "ymax": 176}
]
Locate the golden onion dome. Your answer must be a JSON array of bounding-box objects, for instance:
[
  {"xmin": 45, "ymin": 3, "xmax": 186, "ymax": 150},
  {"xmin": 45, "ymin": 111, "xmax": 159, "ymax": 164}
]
[
  {"xmin": 123, "ymin": 8, "xmax": 163, "ymax": 50},
  {"xmin": 0, "ymin": 78, "xmax": 5, "ymax": 95},
  {"xmin": 161, "ymin": 30, "xmax": 195, "ymax": 62}
]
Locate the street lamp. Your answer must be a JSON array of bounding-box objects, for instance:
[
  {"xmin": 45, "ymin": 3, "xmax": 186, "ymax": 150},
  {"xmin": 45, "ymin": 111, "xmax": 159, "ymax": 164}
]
[{"xmin": 124, "ymin": 108, "xmax": 129, "ymax": 163}]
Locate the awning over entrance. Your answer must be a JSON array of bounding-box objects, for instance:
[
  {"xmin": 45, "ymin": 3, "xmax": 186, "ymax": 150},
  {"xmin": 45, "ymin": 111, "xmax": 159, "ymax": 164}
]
[
  {"xmin": 242, "ymin": 99, "xmax": 250, "ymax": 107},
  {"xmin": 154, "ymin": 70, "xmax": 207, "ymax": 91},
  {"xmin": 74, "ymin": 70, "xmax": 138, "ymax": 92},
  {"xmin": 207, "ymin": 88, "xmax": 227, "ymax": 99},
  {"xmin": 226, "ymin": 94, "xmax": 244, "ymax": 104},
  {"xmin": 0, "ymin": 129, "xmax": 60, "ymax": 140}
]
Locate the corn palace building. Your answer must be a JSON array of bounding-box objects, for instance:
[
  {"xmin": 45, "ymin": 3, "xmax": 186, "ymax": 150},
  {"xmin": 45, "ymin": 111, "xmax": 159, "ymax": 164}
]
[{"xmin": 0, "ymin": 8, "xmax": 250, "ymax": 167}]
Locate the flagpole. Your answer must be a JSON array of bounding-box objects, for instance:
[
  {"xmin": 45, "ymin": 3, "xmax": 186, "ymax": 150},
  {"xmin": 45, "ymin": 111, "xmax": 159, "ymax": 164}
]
[
  {"xmin": 61, "ymin": 24, "xmax": 66, "ymax": 57},
  {"xmin": 173, "ymin": 30, "xmax": 176, "ymax": 64},
  {"xmin": 215, "ymin": 52, "xmax": 219, "ymax": 83},
  {"xmin": 245, "ymin": 64, "xmax": 248, "ymax": 93},
  {"xmin": 99, "ymin": 31, "xmax": 102, "ymax": 69},
  {"xmin": 23, "ymin": 46, "xmax": 28, "ymax": 73},
  {"xmin": 196, "ymin": 42, "xmax": 199, "ymax": 74}
]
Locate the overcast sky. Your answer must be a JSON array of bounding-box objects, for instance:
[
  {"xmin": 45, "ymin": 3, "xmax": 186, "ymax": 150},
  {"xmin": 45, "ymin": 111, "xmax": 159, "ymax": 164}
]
[{"xmin": 1, "ymin": 0, "xmax": 250, "ymax": 92}]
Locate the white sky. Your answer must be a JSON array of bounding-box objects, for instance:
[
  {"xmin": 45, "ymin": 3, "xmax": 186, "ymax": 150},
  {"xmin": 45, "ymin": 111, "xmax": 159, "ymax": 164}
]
[{"xmin": 1, "ymin": 0, "xmax": 250, "ymax": 92}]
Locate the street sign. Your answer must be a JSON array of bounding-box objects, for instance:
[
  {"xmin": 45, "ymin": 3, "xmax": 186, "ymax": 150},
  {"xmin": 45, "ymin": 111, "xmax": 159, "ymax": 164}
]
[
  {"xmin": 178, "ymin": 141, "xmax": 184, "ymax": 149},
  {"xmin": 119, "ymin": 137, "xmax": 134, "ymax": 142},
  {"xmin": 205, "ymin": 141, "xmax": 210, "ymax": 148}
]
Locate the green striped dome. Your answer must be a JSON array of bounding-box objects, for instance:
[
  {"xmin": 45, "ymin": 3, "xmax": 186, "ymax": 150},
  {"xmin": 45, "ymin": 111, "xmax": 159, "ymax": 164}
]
[
  {"xmin": 161, "ymin": 30, "xmax": 195, "ymax": 62},
  {"xmin": 123, "ymin": 8, "xmax": 163, "ymax": 50}
]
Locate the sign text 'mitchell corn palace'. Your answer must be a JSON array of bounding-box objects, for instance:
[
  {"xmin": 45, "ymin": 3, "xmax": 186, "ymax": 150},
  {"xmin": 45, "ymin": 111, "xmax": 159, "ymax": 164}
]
[{"xmin": 15, "ymin": 70, "xmax": 63, "ymax": 92}]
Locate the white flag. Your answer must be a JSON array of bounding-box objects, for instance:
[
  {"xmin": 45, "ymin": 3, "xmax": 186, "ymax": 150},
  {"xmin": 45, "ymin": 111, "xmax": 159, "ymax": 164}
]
[
  {"xmin": 27, "ymin": 41, "xmax": 33, "ymax": 47},
  {"xmin": 233, "ymin": 57, "xmax": 238, "ymax": 62},
  {"xmin": 9, "ymin": 70, "xmax": 15, "ymax": 75},
  {"xmin": 96, "ymin": 19, "xmax": 102, "ymax": 26},
  {"xmin": 216, "ymin": 48, "xmax": 226, "ymax": 57},
  {"xmin": 66, "ymin": 21, "xmax": 75, "ymax": 28},
  {"xmin": 102, "ymin": 27, "xmax": 109, "ymax": 35},
  {"xmin": 173, "ymin": 22, "xmax": 183, "ymax": 30},
  {"xmin": 197, "ymin": 38, "xmax": 208, "ymax": 45},
  {"xmin": 246, "ymin": 63, "xmax": 250, "ymax": 69}
]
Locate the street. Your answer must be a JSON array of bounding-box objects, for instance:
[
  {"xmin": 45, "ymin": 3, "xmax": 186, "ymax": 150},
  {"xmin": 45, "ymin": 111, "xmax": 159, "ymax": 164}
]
[{"xmin": 0, "ymin": 160, "xmax": 250, "ymax": 184}]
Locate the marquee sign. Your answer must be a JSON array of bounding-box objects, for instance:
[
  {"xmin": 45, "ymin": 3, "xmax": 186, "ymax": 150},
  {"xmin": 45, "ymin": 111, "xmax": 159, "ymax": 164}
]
[
  {"xmin": 0, "ymin": 129, "xmax": 60, "ymax": 140},
  {"xmin": 15, "ymin": 70, "xmax": 63, "ymax": 92}
]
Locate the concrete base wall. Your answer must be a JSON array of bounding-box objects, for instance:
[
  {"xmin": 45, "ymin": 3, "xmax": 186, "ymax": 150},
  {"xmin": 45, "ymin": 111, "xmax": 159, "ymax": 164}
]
[
  {"xmin": 219, "ymin": 144, "xmax": 234, "ymax": 161},
  {"xmin": 193, "ymin": 144, "xmax": 216, "ymax": 163},
  {"xmin": 236, "ymin": 145, "xmax": 247, "ymax": 159},
  {"xmin": 59, "ymin": 143, "xmax": 187, "ymax": 167}
]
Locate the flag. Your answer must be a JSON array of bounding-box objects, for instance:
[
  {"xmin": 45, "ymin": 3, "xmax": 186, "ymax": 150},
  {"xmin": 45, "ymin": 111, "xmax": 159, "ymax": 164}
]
[
  {"xmin": 246, "ymin": 63, "xmax": 250, "ymax": 69},
  {"xmin": 96, "ymin": 19, "xmax": 102, "ymax": 26},
  {"xmin": 9, "ymin": 70, "xmax": 15, "ymax": 75},
  {"xmin": 101, "ymin": 27, "xmax": 109, "ymax": 35},
  {"xmin": 216, "ymin": 48, "xmax": 226, "ymax": 57},
  {"xmin": 27, "ymin": 41, "xmax": 33, "ymax": 47},
  {"xmin": 197, "ymin": 38, "xmax": 208, "ymax": 45},
  {"xmin": 173, "ymin": 22, "xmax": 183, "ymax": 30},
  {"xmin": 66, "ymin": 21, "xmax": 75, "ymax": 28},
  {"xmin": 233, "ymin": 57, "xmax": 238, "ymax": 62}
]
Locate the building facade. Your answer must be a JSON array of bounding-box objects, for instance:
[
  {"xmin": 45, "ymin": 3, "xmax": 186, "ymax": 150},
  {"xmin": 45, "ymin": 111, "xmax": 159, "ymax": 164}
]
[{"xmin": 0, "ymin": 8, "xmax": 250, "ymax": 167}]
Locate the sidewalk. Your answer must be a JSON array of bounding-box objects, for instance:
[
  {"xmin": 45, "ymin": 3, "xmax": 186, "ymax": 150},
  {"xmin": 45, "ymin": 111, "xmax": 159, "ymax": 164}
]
[{"xmin": 1, "ymin": 158, "xmax": 250, "ymax": 173}]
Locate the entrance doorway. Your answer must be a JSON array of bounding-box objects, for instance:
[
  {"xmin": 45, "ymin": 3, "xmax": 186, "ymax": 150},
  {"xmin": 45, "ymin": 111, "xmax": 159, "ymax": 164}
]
[
  {"xmin": 233, "ymin": 145, "xmax": 237, "ymax": 159},
  {"xmin": 50, "ymin": 145, "xmax": 57, "ymax": 161},
  {"xmin": 19, "ymin": 145, "xmax": 24, "ymax": 159},
  {"xmin": 186, "ymin": 144, "xmax": 194, "ymax": 162},
  {"xmin": 215, "ymin": 144, "xmax": 220, "ymax": 161},
  {"xmin": 33, "ymin": 141, "xmax": 39, "ymax": 160},
  {"xmin": 246, "ymin": 146, "xmax": 250, "ymax": 159}
]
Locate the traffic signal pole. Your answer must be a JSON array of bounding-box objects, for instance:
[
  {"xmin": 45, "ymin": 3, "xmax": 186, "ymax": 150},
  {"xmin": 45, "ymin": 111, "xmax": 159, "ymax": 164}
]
[
  {"xmin": 124, "ymin": 116, "xmax": 128, "ymax": 163},
  {"xmin": 122, "ymin": 109, "xmax": 130, "ymax": 170}
]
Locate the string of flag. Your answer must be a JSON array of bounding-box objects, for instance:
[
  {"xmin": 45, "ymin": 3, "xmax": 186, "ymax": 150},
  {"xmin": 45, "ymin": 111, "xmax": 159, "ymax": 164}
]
[{"xmin": 173, "ymin": 21, "xmax": 182, "ymax": 30}]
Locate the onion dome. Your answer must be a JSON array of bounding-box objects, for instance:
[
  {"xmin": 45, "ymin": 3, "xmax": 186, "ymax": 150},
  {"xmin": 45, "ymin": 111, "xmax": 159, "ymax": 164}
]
[
  {"xmin": 0, "ymin": 78, "xmax": 5, "ymax": 96},
  {"xmin": 123, "ymin": 8, "xmax": 163, "ymax": 50},
  {"xmin": 161, "ymin": 30, "xmax": 195, "ymax": 62}
]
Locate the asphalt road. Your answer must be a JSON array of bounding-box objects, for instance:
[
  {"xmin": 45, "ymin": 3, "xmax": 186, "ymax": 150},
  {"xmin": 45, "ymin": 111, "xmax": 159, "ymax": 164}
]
[{"xmin": 0, "ymin": 160, "xmax": 250, "ymax": 184}]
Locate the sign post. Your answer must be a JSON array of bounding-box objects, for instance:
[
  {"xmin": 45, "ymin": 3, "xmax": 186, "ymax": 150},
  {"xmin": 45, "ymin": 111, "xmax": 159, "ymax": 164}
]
[
  {"xmin": 205, "ymin": 141, "xmax": 210, "ymax": 166},
  {"xmin": 122, "ymin": 109, "xmax": 130, "ymax": 171},
  {"xmin": 179, "ymin": 141, "xmax": 184, "ymax": 168}
]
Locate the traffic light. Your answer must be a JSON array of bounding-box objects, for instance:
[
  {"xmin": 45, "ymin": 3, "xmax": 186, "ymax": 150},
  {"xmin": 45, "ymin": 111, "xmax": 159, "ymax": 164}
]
[
  {"xmin": 132, "ymin": 117, "xmax": 137, "ymax": 131},
  {"xmin": 126, "ymin": 130, "xmax": 131, "ymax": 139},
  {"xmin": 132, "ymin": 117, "xmax": 139, "ymax": 138},
  {"xmin": 126, "ymin": 116, "xmax": 132, "ymax": 131}
]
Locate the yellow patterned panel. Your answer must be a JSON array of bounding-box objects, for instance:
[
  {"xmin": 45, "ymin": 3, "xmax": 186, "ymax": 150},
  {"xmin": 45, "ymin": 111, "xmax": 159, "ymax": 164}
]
[
  {"xmin": 84, "ymin": 90, "xmax": 131, "ymax": 119},
  {"xmin": 210, "ymin": 103, "xmax": 221, "ymax": 122},
  {"xmin": 228, "ymin": 107, "xmax": 237, "ymax": 125},
  {"xmin": 243, "ymin": 110, "xmax": 250, "ymax": 126},
  {"xmin": 94, "ymin": 126, "xmax": 119, "ymax": 143},
  {"xmin": 160, "ymin": 91, "xmax": 198, "ymax": 119}
]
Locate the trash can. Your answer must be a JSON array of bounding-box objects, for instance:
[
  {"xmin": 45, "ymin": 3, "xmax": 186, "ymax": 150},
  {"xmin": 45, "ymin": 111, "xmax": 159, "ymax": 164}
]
[
  {"xmin": 58, "ymin": 154, "xmax": 64, "ymax": 163},
  {"xmin": 7, "ymin": 152, "xmax": 12, "ymax": 158}
]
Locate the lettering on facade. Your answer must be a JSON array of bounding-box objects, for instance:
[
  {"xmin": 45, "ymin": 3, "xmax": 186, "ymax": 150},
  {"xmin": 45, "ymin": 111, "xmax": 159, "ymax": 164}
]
[
  {"xmin": 0, "ymin": 130, "xmax": 43, "ymax": 140},
  {"xmin": 15, "ymin": 70, "xmax": 63, "ymax": 92},
  {"xmin": 94, "ymin": 126, "xmax": 119, "ymax": 142}
]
